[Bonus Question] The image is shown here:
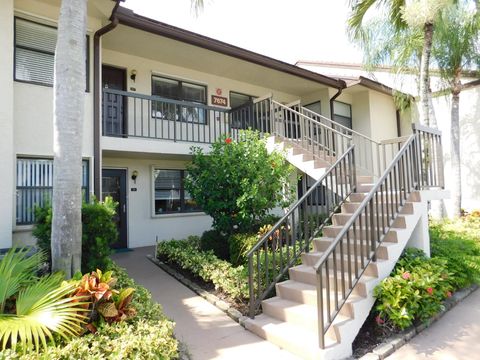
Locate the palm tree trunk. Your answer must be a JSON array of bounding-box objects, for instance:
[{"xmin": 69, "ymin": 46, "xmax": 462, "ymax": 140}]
[
  {"xmin": 51, "ymin": 0, "xmax": 87, "ymax": 278},
  {"xmin": 419, "ymin": 23, "xmax": 433, "ymax": 126},
  {"xmin": 450, "ymin": 73, "xmax": 462, "ymax": 218}
]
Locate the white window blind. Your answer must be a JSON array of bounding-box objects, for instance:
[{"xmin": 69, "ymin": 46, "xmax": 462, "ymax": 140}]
[
  {"xmin": 14, "ymin": 17, "xmax": 89, "ymax": 88},
  {"xmin": 16, "ymin": 158, "xmax": 89, "ymax": 224}
]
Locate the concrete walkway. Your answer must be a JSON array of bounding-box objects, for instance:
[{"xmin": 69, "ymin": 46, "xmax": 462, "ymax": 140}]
[
  {"xmin": 112, "ymin": 246, "xmax": 299, "ymax": 360},
  {"xmin": 386, "ymin": 288, "xmax": 480, "ymax": 360}
]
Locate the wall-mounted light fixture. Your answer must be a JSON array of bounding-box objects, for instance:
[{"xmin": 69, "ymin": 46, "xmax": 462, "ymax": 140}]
[
  {"xmin": 130, "ymin": 69, "xmax": 137, "ymax": 82},
  {"xmin": 131, "ymin": 170, "xmax": 139, "ymax": 183}
]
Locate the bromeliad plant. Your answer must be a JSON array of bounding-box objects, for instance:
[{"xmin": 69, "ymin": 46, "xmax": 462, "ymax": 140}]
[
  {"xmin": 0, "ymin": 248, "xmax": 87, "ymax": 353},
  {"xmin": 70, "ymin": 269, "xmax": 136, "ymax": 333}
]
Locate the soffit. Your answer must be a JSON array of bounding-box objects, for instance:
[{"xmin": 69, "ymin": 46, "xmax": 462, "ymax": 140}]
[{"xmin": 102, "ymin": 24, "xmax": 330, "ymax": 96}]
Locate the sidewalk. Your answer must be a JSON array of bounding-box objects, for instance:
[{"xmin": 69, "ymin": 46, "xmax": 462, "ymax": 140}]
[
  {"xmin": 386, "ymin": 288, "xmax": 480, "ymax": 360},
  {"xmin": 112, "ymin": 246, "xmax": 299, "ymax": 360}
]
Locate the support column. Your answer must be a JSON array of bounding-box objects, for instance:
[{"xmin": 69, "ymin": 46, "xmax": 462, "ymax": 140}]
[{"xmin": 0, "ymin": 0, "xmax": 15, "ymax": 249}]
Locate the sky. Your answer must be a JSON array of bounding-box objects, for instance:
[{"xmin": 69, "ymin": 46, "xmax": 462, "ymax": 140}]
[{"xmin": 122, "ymin": 0, "xmax": 364, "ymax": 65}]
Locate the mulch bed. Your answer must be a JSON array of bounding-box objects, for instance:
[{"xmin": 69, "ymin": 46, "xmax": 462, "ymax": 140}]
[{"xmin": 156, "ymin": 255, "xmax": 250, "ymax": 315}]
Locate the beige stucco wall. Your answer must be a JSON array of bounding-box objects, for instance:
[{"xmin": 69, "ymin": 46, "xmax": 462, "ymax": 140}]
[
  {"xmin": 102, "ymin": 156, "xmax": 213, "ymax": 248},
  {"xmin": 0, "ymin": 0, "xmax": 15, "ymax": 249},
  {"xmin": 368, "ymin": 91, "xmax": 398, "ymax": 142},
  {"xmin": 351, "ymin": 91, "xmax": 371, "ymax": 137}
]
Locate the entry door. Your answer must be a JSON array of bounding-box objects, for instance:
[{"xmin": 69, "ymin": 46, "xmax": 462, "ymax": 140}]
[
  {"xmin": 102, "ymin": 169, "xmax": 128, "ymax": 249},
  {"xmin": 102, "ymin": 65, "xmax": 126, "ymax": 136}
]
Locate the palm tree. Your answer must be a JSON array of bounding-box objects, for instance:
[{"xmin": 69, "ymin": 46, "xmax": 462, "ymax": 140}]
[
  {"xmin": 432, "ymin": 4, "xmax": 480, "ymax": 217},
  {"xmin": 51, "ymin": 0, "xmax": 88, "ymax": 278},
  {"xmin": 348, "ymin": 0, "xmax": 450, "ymax": 126},
  {"xmin": 51, "ymin": 0, "xmax": 205, "ymax": 277},
  {"xmin": 0, "ymin": 249, "xmax": 86, "ymax": 353}
]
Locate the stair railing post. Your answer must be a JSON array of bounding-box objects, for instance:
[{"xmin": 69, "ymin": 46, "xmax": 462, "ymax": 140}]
[
  {"xmin": 316, "ymin": 269, "xmax": 325, "ymax": 349},
  {"xmin": 248, "ymin": 255, "xmax": 255, "ymax": 318}
]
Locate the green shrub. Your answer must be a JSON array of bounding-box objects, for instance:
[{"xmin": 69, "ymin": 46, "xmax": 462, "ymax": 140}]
[
  {"xmin": 374, "ymin": 248, "xmax": 452, "ymax": 330},
  {"xmin": 430, "ymin": 221, "xmax": 480, "ymax": 289},
  {"xmin": 185, "ymin": 130, "xmax": 294, "ymax": 235},
  {"xmin": 33, "ymin": 197, "xmax": 118, "ymax": 273},
  {"xmin": 229, "ymin": 232, "xmax": 258, "ymax": 266},
  {"xmin": 200, "ymin": 230, "xmax": 229, "ymax": 260},
  {"xmin": 157, "ymin": 238, "xmax": 249, "ymax": 301},
  {"xmin": 0, "ymin": 263, "xmax": 179, "ymax": 360}
]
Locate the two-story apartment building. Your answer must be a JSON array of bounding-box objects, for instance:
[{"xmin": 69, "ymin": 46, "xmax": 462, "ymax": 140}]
[{"xmin": 1, "ymin": 0, "xmax": 409, "ymax": 251}]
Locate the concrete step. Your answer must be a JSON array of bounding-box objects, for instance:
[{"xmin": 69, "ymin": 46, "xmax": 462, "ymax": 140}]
[
  {"xmin": 276, "ymin": 279, "xmax": 364, "ymax": 317},
  {"xmin": 323, "ymin": 224, "xmax": 401, "ymax": 241},
  {"xmin": 243, "ymin": 314, "xmax": 338, "ymax": 360},
  {"xmin": 301, "ymin": 251, "xmax": 384, "ymax": 277},
  {"xmin": 342, "ymin": 201, "xmax": 414, "ymax": 215},
  {"xmin": 261, "ymin": 297, "xmax": 351, "ymax": 335},
  {"xmin": 332, "ymin": 212, "xmax": 407, "ymax": 229},
  {"xmin": 348, "ymin": 191, "xmax": 421, "ymax": 203},
  {"xmin": 288, "ymin": 264, "xmax": 376, "ymax": 297},
  {"xmin": 313, "ymin": 236, "xmax": 399, "ymax": 260}
]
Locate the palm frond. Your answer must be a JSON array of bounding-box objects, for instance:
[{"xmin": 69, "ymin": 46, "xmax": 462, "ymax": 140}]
[
  {"xmin": 0, "ymin": 248, "xmax": 45, "ymax": 312},
  {"xmin": 0, "ymin": 282, "xmax": 88, "ymax": 353}
]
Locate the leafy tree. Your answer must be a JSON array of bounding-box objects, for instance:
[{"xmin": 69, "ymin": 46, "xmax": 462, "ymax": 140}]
[
  {"xmin": 432, "ymin": 3, "xmax": 480, "ymax": 217},
  {"xmin": 185, "ymin": 130, "xmax": 294, "ymax": 235}
]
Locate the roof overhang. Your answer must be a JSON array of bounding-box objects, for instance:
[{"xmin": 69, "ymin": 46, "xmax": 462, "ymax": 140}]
[{"xmin": 112, "ymin": 7, "xmax": 345, "ymax": 90}]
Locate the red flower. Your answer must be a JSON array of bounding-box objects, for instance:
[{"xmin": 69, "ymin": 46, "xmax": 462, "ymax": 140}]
[
  {"xmin": 401, "ymin": 272, "xmax": 411, "ymax": 280},
  {"xmin": 446, "ymin": 291, "xmax": 452, "ymax": 298},
  {"xmin": 375, "ymin": 315, "xmax": 385, "ymax": 325},
  {"xmin": 426, "ymin": 287, "xmax": 434, "ymax": 295},
  {"xmin": 225, "ymin": 138, "xmax": 232, "ymax": 144}
]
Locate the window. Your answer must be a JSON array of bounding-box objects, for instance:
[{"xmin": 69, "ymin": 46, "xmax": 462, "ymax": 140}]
[
  {"xmin": 153, "ymin": 169, "xmax": 201, "ymax": 214},
  {"xmin": 333, "ymin": 101, "xmax": 352, "ymax": 129},
  {"xmin": 14, "ymin": 17, "xmax": 89, "ymax": 89},
  {"xmin": 230, "ymin": 91, "xmax": 255, "ymax": 109},
  {"xmin": 229, "ymin": 91, "xmax": 257, "ymax": 129},
  {"xmin": 16, "ymin": 158, "xmax": 89, "ymax": 225},
  {"xmin": 151, "ymin": 76, "xmax": 207, "ymax": 124}
]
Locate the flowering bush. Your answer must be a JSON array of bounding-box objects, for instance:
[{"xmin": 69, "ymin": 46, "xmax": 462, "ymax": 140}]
[
  {"xmin": 185, "ymin": 130, "xmax": 294, "ymax": 235},
  {"xmin": 374, "ymin": 248, "xmax": 452, "ymax": 329}
]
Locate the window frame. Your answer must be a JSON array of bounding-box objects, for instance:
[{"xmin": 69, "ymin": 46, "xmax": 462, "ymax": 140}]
[
  {"xmin": 15, "ymin": 157, "xmax": 90, "ymax": 225},
  {"xmin": 13, "ymin": 17, "xmax": 90, "ymax": 91},
  {"xmin": 151, "ymin": 75, "xmax": 208, "ymax": 125},
  {"xmin": 332, "ymin": 100, "xmax": 352, "ymax": 129},
  {"xmin": 229, "ymin": 91, "xmax": 256, "ymax": 110},
  {"xmin": 151, "ymin": 168, "xmax": 202, "ymax": 216}
]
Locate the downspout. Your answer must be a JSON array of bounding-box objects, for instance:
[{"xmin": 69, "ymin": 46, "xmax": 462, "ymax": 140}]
[
  {"xmin": 328, "ymin": 87, "xmax": 343, "ymax": 156},
  {"xmin": 395, "ymin": 109, "xmax": 401, "ymax": 137},
  {"xmin": 93, "ymin": 3, "xmax": 120, "ymax": 199},
  {"xmin": 329, "ymin": 88, "xmax": 342, "ymax": 121}
]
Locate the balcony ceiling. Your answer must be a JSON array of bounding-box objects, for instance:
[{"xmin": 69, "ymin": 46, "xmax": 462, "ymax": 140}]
[{"xmin": 102, "ymin": 24, "xmax": 330, "ymax": 97}]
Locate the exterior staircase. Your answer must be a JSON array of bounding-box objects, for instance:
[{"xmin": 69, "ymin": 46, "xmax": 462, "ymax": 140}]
[
  {"xmin": 236, "ymin": 97, "xmax": 444, "ymax": 360},
  {"xmin": 244, "ymin": 183, "xmax": 424, "ymax": 359}
]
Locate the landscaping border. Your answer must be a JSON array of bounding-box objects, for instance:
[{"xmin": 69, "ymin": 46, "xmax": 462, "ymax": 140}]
[
  {"xmin": 147, "ymin": 254, "xmax": 478, "ymax": 360},
  {"xmin": 357, "ymin": 284, "xmax": 479, "ymax": 360},
  {"xmin": 146, "ymin": 255, "xmax": 249, "ymax": 326}
]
